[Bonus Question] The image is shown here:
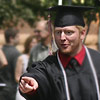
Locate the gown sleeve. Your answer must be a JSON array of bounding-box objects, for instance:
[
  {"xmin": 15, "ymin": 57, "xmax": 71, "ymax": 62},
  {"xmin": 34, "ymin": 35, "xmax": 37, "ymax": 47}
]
[{"xmin": 19, "ymin": 61, "xmax": 52, "ymax": 100}]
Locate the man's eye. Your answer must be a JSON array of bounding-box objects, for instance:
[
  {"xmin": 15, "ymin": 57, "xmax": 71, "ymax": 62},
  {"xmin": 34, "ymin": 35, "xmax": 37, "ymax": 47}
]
[
  {"xmin": 65, "ymin": 31, "xmax": 74, "ymax": 35},
  {"xmin": 55, "ymin": 31, "xmax": 61, "ymax": 35}
]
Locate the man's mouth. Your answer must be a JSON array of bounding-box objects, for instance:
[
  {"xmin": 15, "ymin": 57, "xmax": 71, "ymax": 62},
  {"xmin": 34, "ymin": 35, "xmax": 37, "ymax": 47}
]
[{"xmin": 61, "ymin": 44, "xmax": 70, "ymax": 48}]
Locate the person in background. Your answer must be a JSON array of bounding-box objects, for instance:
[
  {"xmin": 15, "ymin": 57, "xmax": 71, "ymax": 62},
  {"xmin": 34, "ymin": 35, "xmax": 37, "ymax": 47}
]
[
  {"xmin": 19, "ymin": 5, "xmax": 100, "ymax": 100},
  {"xmin": 27, "ymin": 20, "xmax": 56, "ymax": 69},
  {"xmin": 15, "ymin": 35, "xmax": 38, "ymax": 100},
  {"xmin": 84, "ymin": 12, "xmax": 100, "ymax": 51},
  {"xmin": 0, "ymin": 28, "xmax": 20, "ymax": 100},
  {"xmin": 0, "ymin": 49, "xmax": 8, "ymax": 67},
  {"xmin": 33, "ymin": 28, "xmax": 41, "ymax": 42}
]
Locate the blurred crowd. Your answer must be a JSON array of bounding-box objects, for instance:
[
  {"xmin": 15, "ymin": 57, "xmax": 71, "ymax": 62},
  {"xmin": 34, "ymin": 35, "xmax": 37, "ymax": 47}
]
[{"xmin": 0, "ymin": 19, "xmax": 58, "ymax": 100}]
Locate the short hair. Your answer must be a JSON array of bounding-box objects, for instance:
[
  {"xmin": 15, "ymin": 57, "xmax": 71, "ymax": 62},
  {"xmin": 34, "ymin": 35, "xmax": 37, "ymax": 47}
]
[
  {"xmin": 34, "ymin": 20, "xmax": 48, "ymax": 31},
  {"xmin": 75, "ymin": 25, "xmax": 85, "ymax": 33},
  {"xmin": 4, "ymin": 28, "xmax": 19, "ymax": 43}
]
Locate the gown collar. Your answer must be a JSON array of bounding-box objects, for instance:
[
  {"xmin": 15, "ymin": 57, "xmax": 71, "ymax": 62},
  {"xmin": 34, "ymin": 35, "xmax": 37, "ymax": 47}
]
[{"xmin": 58, "ymin": 45, "xmax": 86, "ymax": 68}]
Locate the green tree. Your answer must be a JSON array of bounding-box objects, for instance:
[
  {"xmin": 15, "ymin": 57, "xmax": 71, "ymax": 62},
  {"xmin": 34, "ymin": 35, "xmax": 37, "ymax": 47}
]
[{"xmin": 0, "ymin": 0, "xmax": 99, "ymax": 28}]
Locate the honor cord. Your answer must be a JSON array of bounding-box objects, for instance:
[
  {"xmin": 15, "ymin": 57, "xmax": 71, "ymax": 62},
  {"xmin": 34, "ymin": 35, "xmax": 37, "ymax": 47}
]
[
  {"xmin": 57, "ymin": 52, "xmax": 70, "ymax": 100},
  {"xmin": 85, "ymin": 46, "xmax": 100, "ymax": 100}
]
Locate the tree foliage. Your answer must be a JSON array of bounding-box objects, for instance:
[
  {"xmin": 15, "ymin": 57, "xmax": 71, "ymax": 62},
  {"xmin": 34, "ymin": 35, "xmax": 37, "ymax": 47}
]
[{"xmin": 0, "ymin": 0, "xmax": 99, "ymax": 28}]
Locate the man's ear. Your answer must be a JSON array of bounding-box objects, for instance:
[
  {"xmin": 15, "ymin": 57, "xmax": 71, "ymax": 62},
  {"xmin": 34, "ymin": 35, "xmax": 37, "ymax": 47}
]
[{"xmin": 80, "ymin": 28, "xmax": 86, "ymax": 41}]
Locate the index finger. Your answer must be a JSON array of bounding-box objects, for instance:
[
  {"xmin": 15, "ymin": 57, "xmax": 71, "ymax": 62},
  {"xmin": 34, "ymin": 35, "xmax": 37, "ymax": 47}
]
[{"xmin": 21, "ymin": 76, "xmax": 32, "ymax": 83}]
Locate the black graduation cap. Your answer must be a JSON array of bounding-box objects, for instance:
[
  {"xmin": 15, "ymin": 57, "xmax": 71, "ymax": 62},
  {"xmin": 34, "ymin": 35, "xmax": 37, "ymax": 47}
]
[{"xmin": 47, "ymin": 5, "xmax": 94, "ymax": 27}]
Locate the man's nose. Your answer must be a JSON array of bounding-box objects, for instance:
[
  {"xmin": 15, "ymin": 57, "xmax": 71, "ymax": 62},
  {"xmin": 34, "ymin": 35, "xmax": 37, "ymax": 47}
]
[{"xmin": 60, "ymin": 32, "xmax": 66, "ymax": 40}]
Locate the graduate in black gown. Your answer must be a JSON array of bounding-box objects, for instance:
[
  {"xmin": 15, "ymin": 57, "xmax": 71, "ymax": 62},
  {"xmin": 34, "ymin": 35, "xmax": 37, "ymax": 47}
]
[{"xmin": 19, "ymin": 5, "xmax": 100, "ymax": 100}]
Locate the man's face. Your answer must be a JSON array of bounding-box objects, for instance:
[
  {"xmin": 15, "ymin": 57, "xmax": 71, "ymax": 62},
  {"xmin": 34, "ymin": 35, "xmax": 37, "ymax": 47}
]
[
  {"xmin": 14, "ymin": 33, "xmax": 20, "ymax": 45},
  {"xmin": 35, "ymin": 22, "xmax": 49, "ymax": 41},
  {"xmin": 54, "ymin": 26, "xmax": 86, "ymax": 56}
]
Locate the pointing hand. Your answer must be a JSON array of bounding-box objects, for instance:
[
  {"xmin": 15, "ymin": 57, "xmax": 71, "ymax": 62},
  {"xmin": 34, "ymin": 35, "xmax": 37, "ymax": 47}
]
[{"xmin": 19, "ymin": 76, "xmax": 38, "ymax": 93}]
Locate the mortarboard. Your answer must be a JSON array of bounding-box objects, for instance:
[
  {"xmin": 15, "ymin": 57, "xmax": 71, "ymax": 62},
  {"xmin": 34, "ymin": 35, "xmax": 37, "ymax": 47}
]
[{"xmin": 47, "ymin": 5, "xmax": 94, "ymax": 27}]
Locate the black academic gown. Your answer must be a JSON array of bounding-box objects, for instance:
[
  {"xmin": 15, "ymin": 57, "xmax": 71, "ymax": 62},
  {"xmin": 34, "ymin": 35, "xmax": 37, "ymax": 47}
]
[{"xmin": 20, "ymin": 48, "xmax": 100, "ymax": 100}]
